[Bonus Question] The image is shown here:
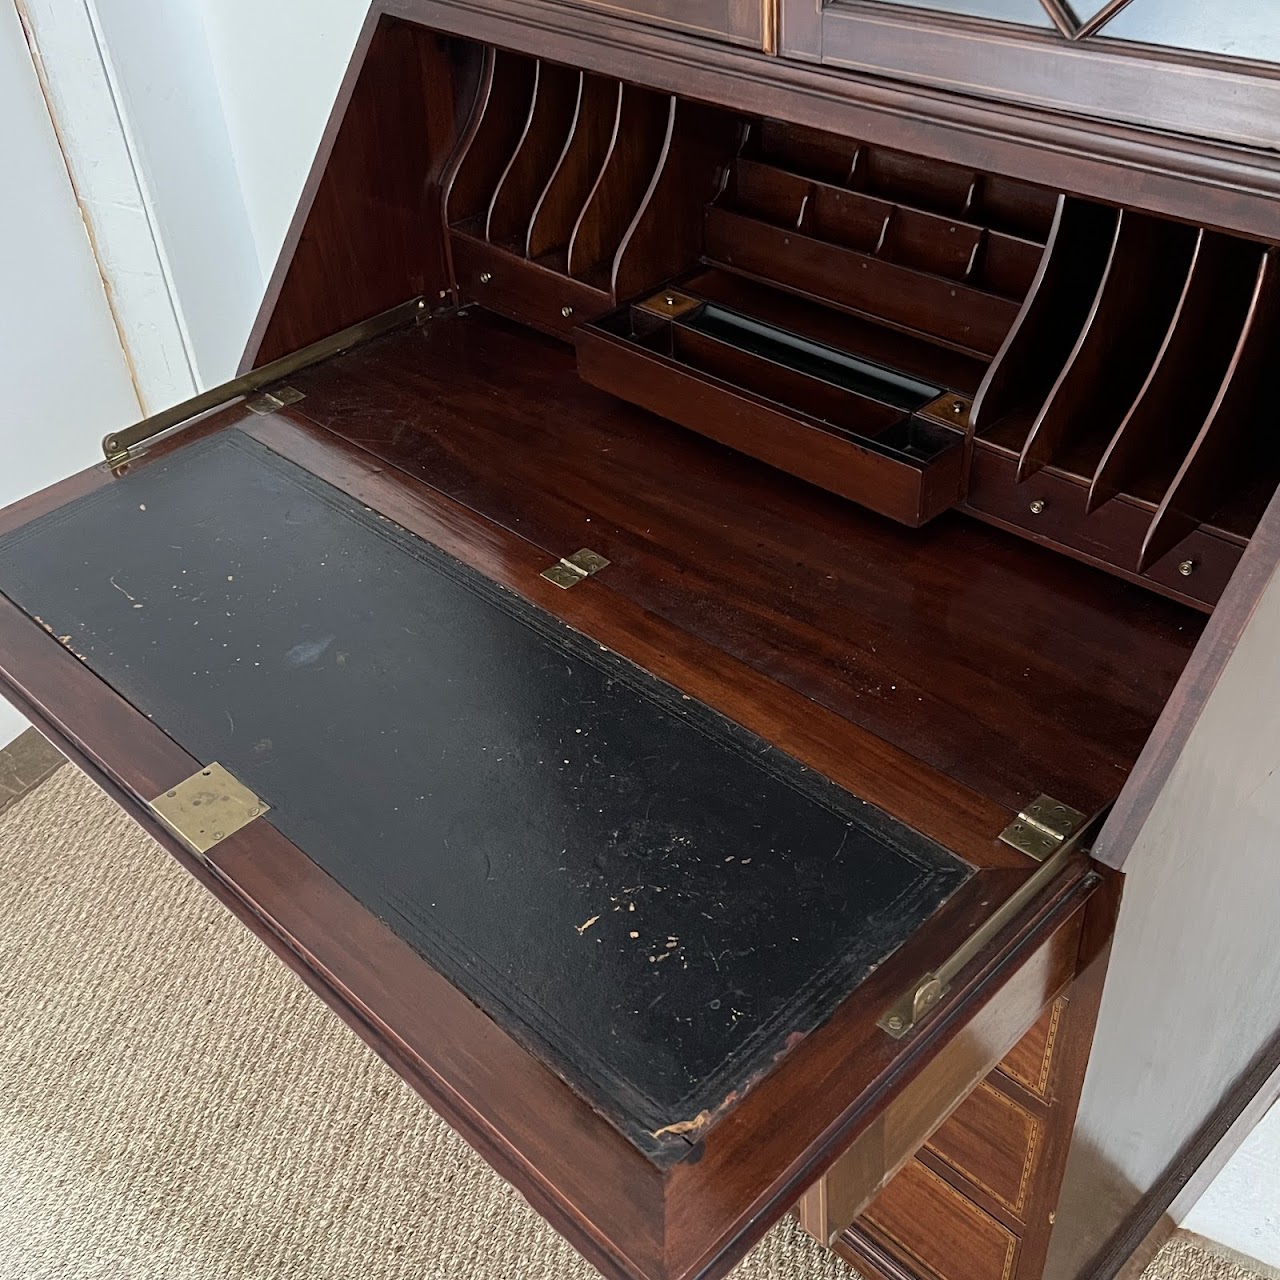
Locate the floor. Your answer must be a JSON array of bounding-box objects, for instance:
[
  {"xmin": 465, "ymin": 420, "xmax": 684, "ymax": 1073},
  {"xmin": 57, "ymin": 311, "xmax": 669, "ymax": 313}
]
[{"xmin": 0, "ymin": 745, "xmax": 1267, "ymax": 1280}]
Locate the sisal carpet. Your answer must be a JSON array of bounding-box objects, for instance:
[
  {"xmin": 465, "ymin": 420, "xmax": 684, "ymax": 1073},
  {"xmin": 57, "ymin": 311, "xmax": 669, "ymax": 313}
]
[{"xmin": 0, "ymin": 761, "xmax": 1264, "ymax": 1280}]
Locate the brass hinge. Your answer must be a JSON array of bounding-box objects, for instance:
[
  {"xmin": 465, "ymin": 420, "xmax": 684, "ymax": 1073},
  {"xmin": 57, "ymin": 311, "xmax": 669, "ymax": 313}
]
[
  {"xmin": 878, "ymin": 795, "xmax": 1105, "ymax": 1040},
  {"xmin": 999, "ymin": 795, "xmax": 1088, "ymax": 862},
  {"xmin": 102, "ymin": 296, "xmax": 429, "ymax": 467},
  {"xmin": 541, "ymin": 548, "xmax": 611, "ymax": 589},
  {"xmin": 149, "ymin": 763, "xmax": 268, "ymax": 857},
  {"xmin": 246, "ymin": 385, "xmax": 306, "ymax": 415}
]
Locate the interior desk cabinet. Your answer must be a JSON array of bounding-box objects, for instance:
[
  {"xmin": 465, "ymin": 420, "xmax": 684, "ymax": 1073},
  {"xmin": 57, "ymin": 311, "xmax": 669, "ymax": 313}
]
[{"xmin": 3, "ymin": 4, "xmax": 1280, "ymax": 1280}]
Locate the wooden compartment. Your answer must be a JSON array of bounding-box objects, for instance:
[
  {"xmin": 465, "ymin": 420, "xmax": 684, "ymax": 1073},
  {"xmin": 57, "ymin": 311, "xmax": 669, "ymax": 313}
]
[
  {"xmin": 967, "ymin": 192, "xmax": 1280, "ymax": 611},
  {"xmin": 572, "ymin": 117, "xmax": 1054, "ymax": 526},
  {"xmin": 577, "ymin": 291, "xmax": 967, "ymax": 526},
  {"xmin": 444, "ymin": 49, "xmax": 736, "ymax": 336}
]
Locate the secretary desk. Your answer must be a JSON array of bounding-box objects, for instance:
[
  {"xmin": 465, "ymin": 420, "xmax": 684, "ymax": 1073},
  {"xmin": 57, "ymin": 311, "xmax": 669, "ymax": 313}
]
[{"xmin": 3, "ymin": 3, "xmax": 1280, "ymax": 1280}]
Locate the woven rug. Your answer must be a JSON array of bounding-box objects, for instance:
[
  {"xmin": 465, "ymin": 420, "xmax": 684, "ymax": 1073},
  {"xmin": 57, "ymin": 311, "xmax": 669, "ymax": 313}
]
[{"xmin": 0, "ymin": 761, "xmax": 1263, "ymax": 1280}]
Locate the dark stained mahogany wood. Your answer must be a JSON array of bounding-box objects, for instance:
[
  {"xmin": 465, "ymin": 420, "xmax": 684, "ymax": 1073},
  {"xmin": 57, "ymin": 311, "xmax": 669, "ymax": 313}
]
[
  {"xmin": 703, "ymin": 206, "xmax": 1019, "ymax": 358},
  {"xmin": 1141, "ymin": 249, "xmax": 1280, "ymax": 572},
  {"xmin": 366, "ymin": 0, "xmax": 1280, "ymax": 246},
  {"xmin": 566, "ymin": 84, "xmax": 671, "ymax": 285},
  {"xmin": 276, "ymin": 315, "xmax": 1202, "ymax": 818},
  {"xmin": 246, "ymin": 18, "xmax": 471, "ymax": 366},
  {"xmin": 527, "ymin": 74, "xmax": 622, "ymax": 259},
  {"xmin": 610, "ymin": 100, "xmax": 740, "ymax": 300},
  {"xmin": 445, "ymin": 49, "xmax": 536, "ymax": 229},
  {"xmin": 971, "ymin": 199, "xmax": 1118, "ymax": 441},
  {"xmin": 788, "ymin": 2, "xmax": 1280, "ymax": 151},
  {"xmin": 552, "ymin": 0, "xmax": 769, "ymax": 48},
  {"xmin": 1087, "ymin": 233, "xmax": 1264, "ymax": 514},
  {"xmin": 484, "ymin": 60, "xmax": 581, "ymax": 248},
  {"xmin": 575, "ymin": 312, "xmax": 967, "ymax": 528},
  {"xmin": 1016, "ymin": 213, "xmax": 1197, "ymax": 483}
]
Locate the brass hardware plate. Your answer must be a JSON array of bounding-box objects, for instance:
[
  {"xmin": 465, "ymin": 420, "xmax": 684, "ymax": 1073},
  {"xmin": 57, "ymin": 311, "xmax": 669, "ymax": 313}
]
[
  {"xmin": 635, "ymin": 290, "xmax": 704, "ymax": 321},
  {"xmin": 247, "ymin": 385, "xmax": 306, "ymax": 415},
  {"xmin": 149, "ymin": 763, "xmax": 268, "ymax": 857},
  {"xmin": 878, "ymin": 801, "xmax": 1106, "ymax": 1039},
  {"xmin": 541, "ymin": 548, "xmax": 611, "ymax": 590},
  {"xmin": 1000, "ymin": 794, "xmax": 1088, "ymax": 862},
  {"xmin": 103, "ymin": 297, "xmax": 428, "ymax": 466},
  {"xmin": 917, "ymin": 392, "xmax": 973, "ymax": 431}
]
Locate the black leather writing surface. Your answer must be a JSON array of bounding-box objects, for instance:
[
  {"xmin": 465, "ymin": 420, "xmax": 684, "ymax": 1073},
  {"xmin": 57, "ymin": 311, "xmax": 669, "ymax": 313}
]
[{"xmin": 0, "ymin": 430, "xmax": 971, "ymax": 1156}]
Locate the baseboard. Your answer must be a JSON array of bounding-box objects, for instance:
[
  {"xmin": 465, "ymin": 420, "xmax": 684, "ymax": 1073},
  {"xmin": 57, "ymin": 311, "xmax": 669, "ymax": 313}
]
[{"xmin": 0, "ymin": 727, "xmax": 67, "ymax": 818}]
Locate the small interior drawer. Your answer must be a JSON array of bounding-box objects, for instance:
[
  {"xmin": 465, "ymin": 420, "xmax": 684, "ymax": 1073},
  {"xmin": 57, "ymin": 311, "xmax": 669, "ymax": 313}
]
[
  {"xmin": 924, "ymin": 1081, "xmax": 1043, "ymax": 1222},
  {"xmin": 852, "ymin": 1158, "xmax": 1021, "ymax": 1280},
  {"xmin": 996, "ymin": 997, "xmax": 1067, "ymax": 1103}
]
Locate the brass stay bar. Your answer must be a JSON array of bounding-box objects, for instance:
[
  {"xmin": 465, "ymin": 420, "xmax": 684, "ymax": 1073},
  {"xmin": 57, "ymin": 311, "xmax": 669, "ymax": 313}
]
[
  {"xmin": 103, "ymin": 296, "xmax": 428, "ymax": 467},
  {"xmin": 878, "ymin": 797, "xmax": 1109, "ymax": 1039}
]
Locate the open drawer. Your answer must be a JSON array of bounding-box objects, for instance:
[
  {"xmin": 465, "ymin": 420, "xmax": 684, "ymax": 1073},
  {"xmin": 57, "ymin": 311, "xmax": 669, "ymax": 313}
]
[{"xmin": 1, "ymin": 309, "xmax": 1170, "ymax": 1280}]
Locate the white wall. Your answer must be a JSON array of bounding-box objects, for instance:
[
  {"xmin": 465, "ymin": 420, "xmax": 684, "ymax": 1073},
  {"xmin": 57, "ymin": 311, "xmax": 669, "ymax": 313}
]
[
  {"xmin": 0, "ymin": 0, "xmax": 141, "ymax": 747},
  {"xmin": 197, "ymin": 0, "xmax": 368, "ymax": 281}
]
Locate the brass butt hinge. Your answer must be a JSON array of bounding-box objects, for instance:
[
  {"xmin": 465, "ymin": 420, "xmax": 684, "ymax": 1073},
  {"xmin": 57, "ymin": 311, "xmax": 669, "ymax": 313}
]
[
  {"xmin": 246, "ymin": 385, "xmax": 306, "ymax": 415},
  {"xmin": 149, "ymin": 763, "xmax": 269, "ymax": 858},
  {"xmin": 878, "ymin": 794, "xmax": 1105, "ymax": 1040},
  {"xmin": 541, "ymin": 548, "xmax": 611, "ymax": 589},
  {"xmin": 102, "ymin": 296, "xmax": 429, "ymax": 468},
  {"xmin": 999, "ymin": 795, "xmax": 1088, "ymax": 862}
]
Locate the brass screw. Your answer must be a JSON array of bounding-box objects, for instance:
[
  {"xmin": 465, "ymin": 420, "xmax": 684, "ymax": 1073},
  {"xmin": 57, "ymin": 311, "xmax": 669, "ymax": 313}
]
[
  {"xmin": 479, "ymin": 272, "xmax": 493, "ymax": 284},
  {"xmin": 561, "ymin": 305, "xmax": 574, "ymax": 319},
  {"xmin": 664, "ymin": 295, "xmax": 677, "ymax": 307},
  {"xmin": 1029, "ymin": 499, "xmax": 1046, "ymax": 515},
  {"xmin": 887, "ymin": 1015, "xmax": 904, "ymax": 1031},
  {"xmin": 1178, "ymin": 559, "xmax": 1196, "ymax": 577},
  {"xmin": 952, "ymin": 400, "xmax": 965, "ymax": 415}
]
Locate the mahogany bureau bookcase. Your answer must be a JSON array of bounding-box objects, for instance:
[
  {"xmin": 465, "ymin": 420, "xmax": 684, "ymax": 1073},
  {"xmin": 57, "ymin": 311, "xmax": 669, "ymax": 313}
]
[{"xmin": 2, "ymin": 3, "xmax": 1279, "ymax": 1280}]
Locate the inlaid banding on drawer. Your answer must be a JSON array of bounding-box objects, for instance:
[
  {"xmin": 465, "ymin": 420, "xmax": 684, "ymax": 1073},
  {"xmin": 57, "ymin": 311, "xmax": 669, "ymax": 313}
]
[
  {"xmin": 861, "ymin": 1159, "xmax": 1020, "ymax": 1280},
  {"xmin": 925, "ymin": 1080, "xmax": 1042, "ymax": 1218},
  {"xmin": 997, "ymin": 996, "xmax": 1065, "ymax": 1101}
]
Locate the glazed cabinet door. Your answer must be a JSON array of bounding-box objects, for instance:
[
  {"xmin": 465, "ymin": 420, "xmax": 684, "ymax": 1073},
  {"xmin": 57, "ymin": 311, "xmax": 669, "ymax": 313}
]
[
  {"xmin": 543, "ymin": 0, "xmax": 772, "ymax": 48},
  {"xmin": 778, "ymin": 0, "xmax": 1280, "ymax": 149}
]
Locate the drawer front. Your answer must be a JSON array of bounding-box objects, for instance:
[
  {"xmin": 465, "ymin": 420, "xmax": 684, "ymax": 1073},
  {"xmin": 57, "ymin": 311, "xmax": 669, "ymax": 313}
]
[
  {"xmin": 542, "ymin": 0, "xmax": 768, "ymax": 47},
  {"xmin": 860, "ymin": 1158, "xmax": 1020, "ymax": 1280},
  {"xmin": 997, "ymin": 997, "xmax": 1066, "ymax": 1102},
  {"xmin": 925, "ymin": 1080, "xmax": 1042, "ymax": 1220}
]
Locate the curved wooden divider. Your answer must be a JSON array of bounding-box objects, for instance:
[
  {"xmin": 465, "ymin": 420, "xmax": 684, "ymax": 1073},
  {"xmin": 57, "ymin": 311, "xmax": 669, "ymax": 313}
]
[
  {"xmin": 485, "ymin": 62, "xmax": 581, "ymax": 250},
  {"xmin": 1016, "ymin": 212, "xmax": 1195, "ymax": 482},
  {"xmin": 970, "ymin": 199, "xmax": 1117, "ymax": 439},
  {"xmin": 525, "ymin": 75, "xmax": 621, "ymax": 262},
  {"xmin": 1087, "ymin": 233, "xmax": 1264, "ymax": 513},
  {"xmin": 567, "ymin": 86, "xmax": 673, "ymax": 286},
  {"xmin": 1140, "ymin": 249, "xmax": 1280, "ymax": 571},
  {"xmin": 611, "ymin": 104, "xmax": 741, "ymax": 301},
  {"xmin": 442, "ymin": 50, "xmax": 536, "ymax": 228}
]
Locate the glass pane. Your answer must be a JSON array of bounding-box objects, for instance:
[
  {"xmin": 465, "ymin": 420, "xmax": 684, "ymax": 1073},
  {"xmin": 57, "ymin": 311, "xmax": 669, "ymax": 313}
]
[
  {"xmin": 870, "ymin": 0, "xmax": 1054, "ymax": 27},
  {"xmin": 1102, "ymin": 0, "xmax": 1280, "ymax": 63}
]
